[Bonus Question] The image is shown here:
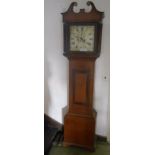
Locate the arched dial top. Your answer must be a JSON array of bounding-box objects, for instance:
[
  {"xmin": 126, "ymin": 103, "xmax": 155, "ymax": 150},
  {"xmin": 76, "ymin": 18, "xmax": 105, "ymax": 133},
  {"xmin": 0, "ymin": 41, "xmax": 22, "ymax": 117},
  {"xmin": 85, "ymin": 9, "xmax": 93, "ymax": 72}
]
[{"xmin": 62, "ymin": 1, "xmax": 104, "ymax": 23}]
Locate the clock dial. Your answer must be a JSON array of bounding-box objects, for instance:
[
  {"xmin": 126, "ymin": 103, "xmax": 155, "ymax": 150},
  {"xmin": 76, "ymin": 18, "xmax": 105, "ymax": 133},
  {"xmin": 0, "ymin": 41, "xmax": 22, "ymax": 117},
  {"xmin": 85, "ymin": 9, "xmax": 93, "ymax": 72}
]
[{"xmin": 70, "ymin": 25, "xmax": 95, "ymax": 52}]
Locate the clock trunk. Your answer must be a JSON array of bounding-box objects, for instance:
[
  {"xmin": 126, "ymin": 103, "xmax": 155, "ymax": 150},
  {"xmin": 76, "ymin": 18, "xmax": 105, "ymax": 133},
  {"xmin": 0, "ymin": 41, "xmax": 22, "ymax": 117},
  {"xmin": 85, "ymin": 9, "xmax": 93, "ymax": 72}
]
[{"xmin": 64, "ymin": 58, "xmax": 96, "ymax": 151}]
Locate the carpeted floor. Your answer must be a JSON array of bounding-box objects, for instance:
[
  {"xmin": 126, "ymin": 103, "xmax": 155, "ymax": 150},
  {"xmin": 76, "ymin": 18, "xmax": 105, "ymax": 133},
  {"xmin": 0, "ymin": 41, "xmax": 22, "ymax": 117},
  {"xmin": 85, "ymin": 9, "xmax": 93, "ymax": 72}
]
[{"xmin": 48, "ymin": 141, "xmax": 110, "ymax": 155}]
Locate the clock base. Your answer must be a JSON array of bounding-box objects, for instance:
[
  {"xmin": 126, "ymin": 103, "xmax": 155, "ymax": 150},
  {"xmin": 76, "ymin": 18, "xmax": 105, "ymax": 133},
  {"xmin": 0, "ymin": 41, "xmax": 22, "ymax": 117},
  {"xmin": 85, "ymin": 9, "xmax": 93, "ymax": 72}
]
[
  {"xmin": 63, "ymin": 110, "xmax": 96, "ymax": 151},
  {"xmin": 63, "ymin": 142, "xmax": 95, "ymax": 152}
]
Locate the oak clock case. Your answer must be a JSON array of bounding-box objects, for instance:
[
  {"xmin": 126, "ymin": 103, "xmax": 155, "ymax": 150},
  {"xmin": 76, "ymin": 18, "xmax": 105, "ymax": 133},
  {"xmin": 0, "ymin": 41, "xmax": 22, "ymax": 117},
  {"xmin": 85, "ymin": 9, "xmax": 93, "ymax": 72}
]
[{"xmin": 62, "ymin": 1, "xmax": 104, "ymax": 151}]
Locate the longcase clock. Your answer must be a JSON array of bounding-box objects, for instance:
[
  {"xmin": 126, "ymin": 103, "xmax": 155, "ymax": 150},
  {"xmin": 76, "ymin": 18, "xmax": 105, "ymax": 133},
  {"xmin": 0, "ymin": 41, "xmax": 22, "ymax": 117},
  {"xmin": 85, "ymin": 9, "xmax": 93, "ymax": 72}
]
[{"xmin": 61, "ymin": 1, "xmax": 104, "ymax": 151}]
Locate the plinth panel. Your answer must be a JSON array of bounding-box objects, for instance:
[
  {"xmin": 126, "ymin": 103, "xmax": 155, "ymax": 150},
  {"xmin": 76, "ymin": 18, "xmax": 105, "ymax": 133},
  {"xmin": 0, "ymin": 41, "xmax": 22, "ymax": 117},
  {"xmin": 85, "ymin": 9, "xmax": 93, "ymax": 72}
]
[{"xmin": 64, "ymin": 112, "xmax": 96, "ymax": 151}]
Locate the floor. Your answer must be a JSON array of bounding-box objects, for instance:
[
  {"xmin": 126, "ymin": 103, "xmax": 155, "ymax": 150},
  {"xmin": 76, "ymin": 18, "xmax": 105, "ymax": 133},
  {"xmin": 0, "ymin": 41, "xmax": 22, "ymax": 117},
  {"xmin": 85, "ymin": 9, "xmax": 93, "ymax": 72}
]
[{"xmin": 48, "ymin": 141, "xmax": 110, "ymax": 155}]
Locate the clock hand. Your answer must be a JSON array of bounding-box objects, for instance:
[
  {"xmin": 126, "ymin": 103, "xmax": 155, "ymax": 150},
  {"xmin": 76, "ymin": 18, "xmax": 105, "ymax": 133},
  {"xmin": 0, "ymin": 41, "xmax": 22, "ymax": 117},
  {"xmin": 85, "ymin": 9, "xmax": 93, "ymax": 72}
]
[
  {"xmin": 80, "ymin": 38, "xmax": 85, "ymax": 42},
  {"xmin": 86, "ymin": 42, "xmax": 91, "ymax": 46},
  {"xmin": 73, "ymin": 36, "xmax": 80, "ymax": 42}
]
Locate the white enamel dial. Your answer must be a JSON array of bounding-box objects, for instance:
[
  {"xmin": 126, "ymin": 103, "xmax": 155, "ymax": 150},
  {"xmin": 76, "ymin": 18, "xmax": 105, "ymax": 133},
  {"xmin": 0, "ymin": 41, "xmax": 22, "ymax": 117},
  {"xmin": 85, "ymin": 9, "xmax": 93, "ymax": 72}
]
[{"xmin": 70, "ymin": 25, "xmax": 95, "ymax": 52}]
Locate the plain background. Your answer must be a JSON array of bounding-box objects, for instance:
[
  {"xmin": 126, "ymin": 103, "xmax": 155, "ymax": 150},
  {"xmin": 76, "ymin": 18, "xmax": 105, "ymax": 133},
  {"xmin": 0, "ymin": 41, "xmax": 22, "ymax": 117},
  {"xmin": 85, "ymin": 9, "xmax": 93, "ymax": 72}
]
[
  {"xmin": 44, "ymin": 0, "xmax": 110, "ymax": 139},
  {"xmin": 0, "ymin": 0, "xmax": 155, "ymax": 155}
]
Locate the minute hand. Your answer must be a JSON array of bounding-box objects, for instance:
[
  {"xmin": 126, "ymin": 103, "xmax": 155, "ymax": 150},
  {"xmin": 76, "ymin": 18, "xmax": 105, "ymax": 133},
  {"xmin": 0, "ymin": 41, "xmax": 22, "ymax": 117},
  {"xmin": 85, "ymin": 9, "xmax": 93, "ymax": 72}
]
[{"xmin": 80, "ymin": 37, "xmax": 85, "ymax": 42}]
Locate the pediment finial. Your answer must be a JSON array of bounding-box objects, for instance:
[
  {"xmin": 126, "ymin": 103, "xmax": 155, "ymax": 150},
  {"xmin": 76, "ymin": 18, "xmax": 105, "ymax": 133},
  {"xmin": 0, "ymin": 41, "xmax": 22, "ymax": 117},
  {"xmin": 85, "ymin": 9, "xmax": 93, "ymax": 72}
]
[
  {"xmin": 62, "ymin": 1, "xmax": 104, "ymax": 22},
  {"xmin": 66, "ymin": 2, "xmax": 77, "ymax": 13}
]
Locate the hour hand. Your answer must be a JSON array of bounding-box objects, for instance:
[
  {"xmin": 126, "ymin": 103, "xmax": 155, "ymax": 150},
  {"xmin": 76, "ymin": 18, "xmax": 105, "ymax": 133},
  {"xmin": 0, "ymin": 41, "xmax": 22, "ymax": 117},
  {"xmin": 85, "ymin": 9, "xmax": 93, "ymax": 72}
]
[{"xmin": 80, "ymin": 37, "xmax": 85, "ymax": 42}]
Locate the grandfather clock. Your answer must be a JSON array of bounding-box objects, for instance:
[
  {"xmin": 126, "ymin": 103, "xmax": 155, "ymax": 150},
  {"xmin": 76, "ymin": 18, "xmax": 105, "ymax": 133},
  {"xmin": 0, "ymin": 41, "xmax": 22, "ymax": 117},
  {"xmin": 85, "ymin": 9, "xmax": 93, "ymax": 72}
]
[{"xmin": 62, "ymin": 1, "xmax": 104, "ymax": 151}]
